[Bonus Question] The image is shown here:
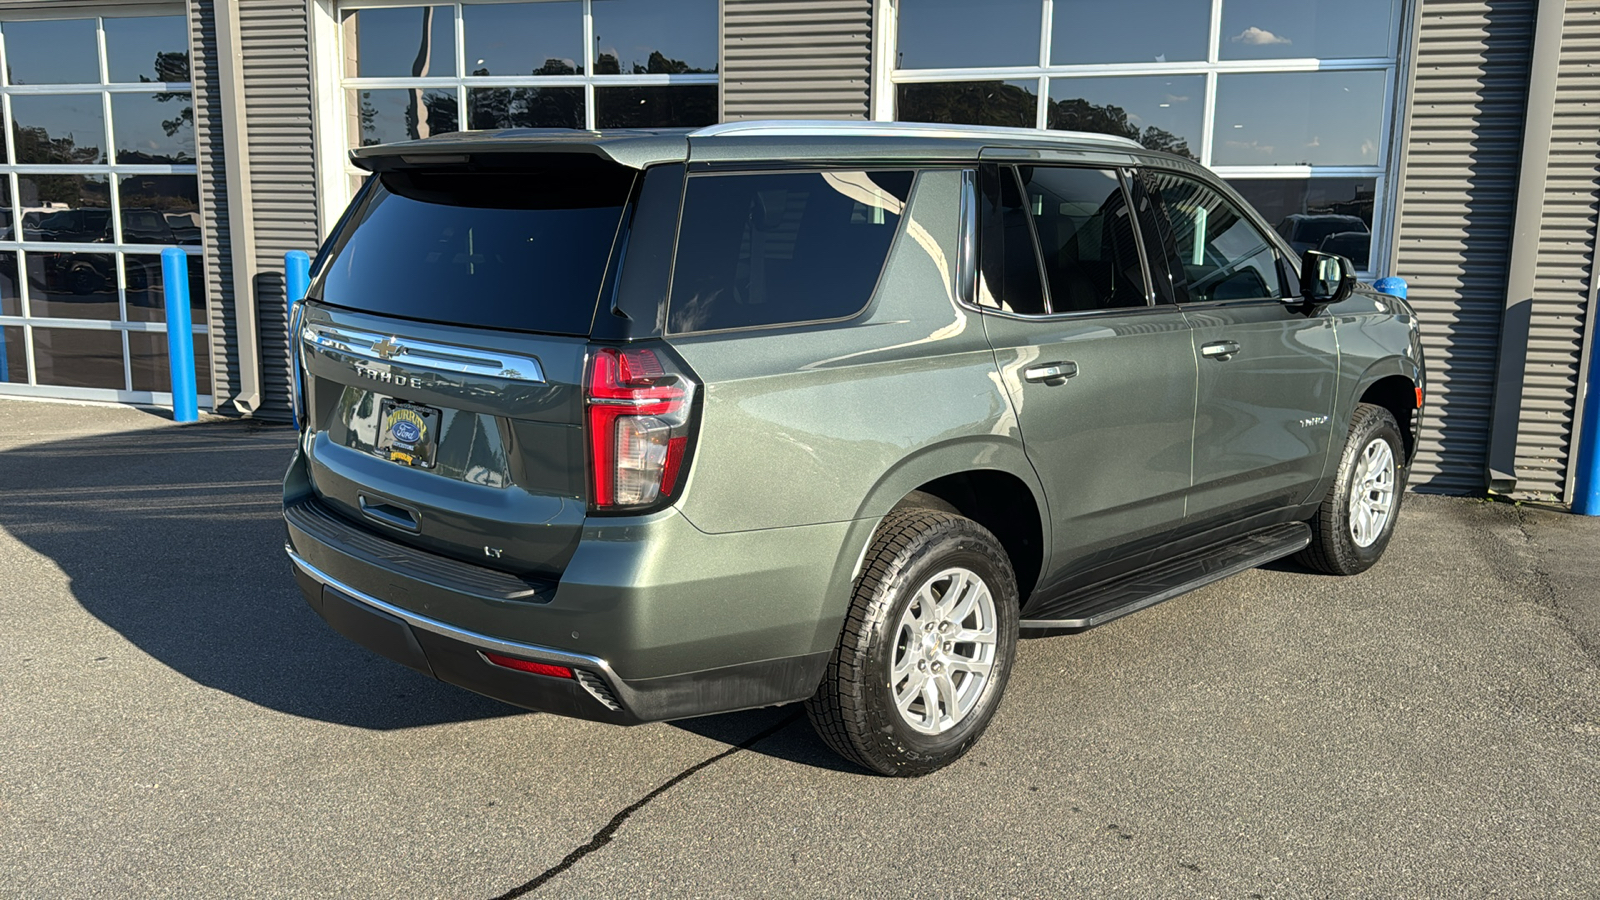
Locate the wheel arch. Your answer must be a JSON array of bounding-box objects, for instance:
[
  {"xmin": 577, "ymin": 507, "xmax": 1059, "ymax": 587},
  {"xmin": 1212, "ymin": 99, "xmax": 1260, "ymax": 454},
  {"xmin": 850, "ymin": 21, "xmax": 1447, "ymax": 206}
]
[
  {"xmin": 1352, "ymin": 356, "xmax": 1423, "ymax": 464},
  {"xmin": 853, "ymin": 438, "xmax": 1050, "ymax": 604}
]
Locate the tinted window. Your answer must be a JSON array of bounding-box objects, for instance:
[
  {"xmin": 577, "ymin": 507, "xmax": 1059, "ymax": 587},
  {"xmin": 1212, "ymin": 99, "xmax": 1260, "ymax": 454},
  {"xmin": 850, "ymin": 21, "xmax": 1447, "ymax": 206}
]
[
  {"xmin": 1142, "ymin": 170, "xmax": 1283, "ymax": 303},
  {"xmin": 667, "ymin": 171, "xmax": 914, "ymax": 333},
  {"xmin": 1018, "ymin": 166, "xmax": 1148, "ymax": 312},
  {"xmin": 316, "ymin": 163, "xmax": 636, "ymax": 335},
  {"xmin": 976, "ymin": 165, "xmax": 1046, "ymax": 315}
]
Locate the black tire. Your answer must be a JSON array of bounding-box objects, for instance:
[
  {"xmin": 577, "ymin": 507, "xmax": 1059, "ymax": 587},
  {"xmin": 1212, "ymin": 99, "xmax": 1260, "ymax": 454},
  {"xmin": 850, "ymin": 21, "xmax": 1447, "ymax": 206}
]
[
  {"xmin": 805, "ymin": 509, "xmax": 1020, "ymax": 777},
  {"xmin": 1296, "ymin": 403, "xmax": 1408, "ymax": 575}
]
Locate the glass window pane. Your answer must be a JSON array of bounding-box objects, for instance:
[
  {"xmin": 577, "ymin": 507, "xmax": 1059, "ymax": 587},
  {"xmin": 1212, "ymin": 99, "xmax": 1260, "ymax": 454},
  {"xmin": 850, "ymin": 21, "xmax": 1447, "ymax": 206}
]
[
  {"xmin": 32, "ymin": 327, "xmax": 124, "ymax": 389},
  {"xmin": 104, "ymin": 15, "xmax": 191, "ymax": 83},
  {"xmin": 112, "ymin": 93, "xmax": 195, "ymax": 164},
  {"xmin": 349, "ymin": 89, "xmax": 460, "ymax": 145},
  {"xmin": 897, "ymin": 81, "xmax": 1039, "ymax": 128},
  {"xmin": 27, "ymin": 252, "xmax": 119, "ymax": 319},
  {"xmin": 592, "ymin": 0, "xmax": 717, "ymax": 74},
  {"xmin": 0, "ymin": 326, "xmax": 24, "ymax": 383},
  {"xmin": 1212, "ymin": 70, "xmax": 1387, "ymax": 166},
  {"xmin": 1142, "ymin": 170, "xmax": 1282, "ymax": 302},
  {"xmin": 1051, "ymin": 0, "xmax": 1209, "ymax": 65},
  {"xmin": 11, "ymin": 94, "xmax": 107, "ymax": 164},
  {"xmin": 1220, "ymin": 0, "xmax": 1398, "ymax": 60},
  {"xmin": 0, "ymin": 179, "xmax": 11, "ymax": 242},
  {"xmin": 468, "ymin": 87, "xmax": 584, "ymax": 129},
  {"xmin": 18, "ymin": 175, "xmax": 112, "ymax": 243},
  {"xmin": 594, "ymin": 85, "xmax": 716, "ymax": 128},
  {"xmin": 668, "ymin": 171, "xmax": 915, "ymax": 333},
  {"xmin": 119, "ymin": 175, "xmax": 202, "ymax": 246},
  {"xmin": 125, "ymin": 253, "xmax": 205, "ymax": 323},
  {"xmin": 464, "ymin": 2, "xmax": 582, "ymax": 76},
  {"xmin": 343, "ymin": 6, "xmax": 457, "ymax": 78},
  {"xmin": 896, "ymin": 0, "xmax": 1041, "ymax": 69},
  {"xmin": 130, "ymin": 329, "xmax": 210, "ymax": 394},
  {"xmin": 1229, "ymin": 177, "xmax": 1375, "ymax": 268},
  {"xmin": 1048, "ymin": 75, "xmax": 1204, "ymax": 159},
  {"xmin": 2, "ymin": 19, "xmax": 99, "ymax": 85},
  {"xmin": 0, "ymin": 252, "xmax": 19, "ymax": 316},
  {"xmin": 1018, "ymin": 167, "xmax": 1147, "ymax": 312},
  {"xmin": 977, "ymin": 166, "xmax": 1046, "ymax": 315},
  {"xmin": 319, "ymin": 166, "xmax": 636, "ymax": 335}
]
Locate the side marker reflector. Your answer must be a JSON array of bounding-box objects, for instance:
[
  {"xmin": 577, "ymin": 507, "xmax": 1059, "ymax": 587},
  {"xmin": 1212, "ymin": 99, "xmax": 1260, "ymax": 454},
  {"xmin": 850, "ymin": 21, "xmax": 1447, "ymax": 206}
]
[
  {"xmin": 1415, "ymin": 387, "xmax": 1424, "ymax": 409},
  {"xmin": 483, "ymin": 652, "xmax": 574, "ymax": 679}
]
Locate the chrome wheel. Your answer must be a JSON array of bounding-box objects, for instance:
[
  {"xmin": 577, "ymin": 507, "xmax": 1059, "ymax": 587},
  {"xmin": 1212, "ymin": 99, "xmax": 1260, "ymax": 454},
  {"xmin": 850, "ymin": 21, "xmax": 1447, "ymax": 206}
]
[
  {"xmin": 1348, "ymin": 437, "xmax": 1396, "ymax": 548},
  {"xmin": 889, "ymin": 566, "xmax": 998, "ymax": 735}
]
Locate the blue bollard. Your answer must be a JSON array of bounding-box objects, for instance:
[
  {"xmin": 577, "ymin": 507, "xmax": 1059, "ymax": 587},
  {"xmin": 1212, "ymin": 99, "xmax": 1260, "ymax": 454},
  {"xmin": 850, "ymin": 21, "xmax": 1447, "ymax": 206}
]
[
  {"xmin": 286, "ymin": 250, "xmax": 311, "ymax": 430},
  {"xmin": 1575, "ymin": 337, "xmax": 1600, "ymax": 515},
  {"xmin": 162, "ymin": 247, "xmax": 198, "ymax": 423},
  {"xmin": 1373, "ymin": 276, "xmax": 1408, "ymax": 300}
]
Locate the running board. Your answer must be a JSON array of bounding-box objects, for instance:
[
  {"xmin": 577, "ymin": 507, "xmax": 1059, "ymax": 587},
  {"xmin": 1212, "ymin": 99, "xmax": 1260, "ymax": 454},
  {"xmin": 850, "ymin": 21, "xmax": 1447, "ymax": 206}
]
[{"xmin": 1019, "ymin": 522, "xmax": 1311, "ymax": 631}]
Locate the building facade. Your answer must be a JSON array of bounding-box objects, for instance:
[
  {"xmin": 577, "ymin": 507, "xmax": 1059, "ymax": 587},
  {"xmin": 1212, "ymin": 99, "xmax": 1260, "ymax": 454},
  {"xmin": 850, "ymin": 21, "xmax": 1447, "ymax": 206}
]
[{"xmin": 0, "ymin": 0, "xmax": 1593, "ymax": 505}]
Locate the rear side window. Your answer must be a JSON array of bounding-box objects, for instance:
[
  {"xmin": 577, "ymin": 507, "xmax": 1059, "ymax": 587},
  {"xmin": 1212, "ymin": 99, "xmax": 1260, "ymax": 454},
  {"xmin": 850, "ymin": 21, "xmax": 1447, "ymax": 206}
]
[
  {"xmin": 667, "ymin": 170, "xmax": 914, "ymax": 334},
  {"xmin": 315, "ymin": 162, "xmax": 636, "ymax": 335},
  {"xmin": 1017, "ymin": 166, "xmax": 1148, "ymax": 313}
]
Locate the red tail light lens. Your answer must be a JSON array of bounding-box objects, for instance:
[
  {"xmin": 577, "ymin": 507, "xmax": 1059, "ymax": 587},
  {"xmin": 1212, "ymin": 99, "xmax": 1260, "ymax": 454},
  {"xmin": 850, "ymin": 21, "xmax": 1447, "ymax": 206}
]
[
  {"xmin": 483, "ymin": 652, "xmax": 575, "ymax": 679},
  {"xmin": 585, "ymin": 346, "xmax": 696, "ymax": 510}
]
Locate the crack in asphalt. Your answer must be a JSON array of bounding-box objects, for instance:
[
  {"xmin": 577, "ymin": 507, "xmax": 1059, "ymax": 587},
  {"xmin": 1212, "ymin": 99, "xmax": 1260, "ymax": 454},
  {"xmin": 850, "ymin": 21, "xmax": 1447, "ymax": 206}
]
[{"xmin": 488, "ymin": 710, "xmax": 805, "ymax": 899}]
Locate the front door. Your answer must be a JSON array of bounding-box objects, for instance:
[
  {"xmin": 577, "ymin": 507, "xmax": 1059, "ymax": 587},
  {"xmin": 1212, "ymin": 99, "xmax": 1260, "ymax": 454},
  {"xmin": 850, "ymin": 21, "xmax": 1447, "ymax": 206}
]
[
  {"xmin": 1137, "ymin": 169, "xmax": 1339, "ymax": 524},
  {"xmin": 975, "ymin": 164, "xmax": 1197, "ymax": 592}
]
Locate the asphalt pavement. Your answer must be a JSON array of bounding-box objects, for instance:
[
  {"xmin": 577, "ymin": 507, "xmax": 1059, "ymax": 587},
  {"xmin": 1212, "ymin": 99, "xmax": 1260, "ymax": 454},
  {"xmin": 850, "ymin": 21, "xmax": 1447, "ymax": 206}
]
[{"xmin": 1, "ymin": 398, "xmax": 1597, "ymax": 898}]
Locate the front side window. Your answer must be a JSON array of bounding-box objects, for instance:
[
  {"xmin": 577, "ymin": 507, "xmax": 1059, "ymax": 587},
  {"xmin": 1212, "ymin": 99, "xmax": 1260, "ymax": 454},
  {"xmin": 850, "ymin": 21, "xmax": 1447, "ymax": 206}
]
[
  {"xmin": 1142, "ymin": 171, "xmax": 1282, "ymax": 303},
  {"xmin": 667, "ymin": 170, "xmax": 914, "ymax": 333}
]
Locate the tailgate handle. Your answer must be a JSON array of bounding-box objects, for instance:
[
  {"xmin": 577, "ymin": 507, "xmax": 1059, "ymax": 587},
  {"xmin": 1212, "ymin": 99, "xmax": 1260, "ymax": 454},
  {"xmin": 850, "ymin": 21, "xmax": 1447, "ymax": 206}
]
[{"xmin": 359, "ymin": 494, "xmax": 420, "ymax": 532}]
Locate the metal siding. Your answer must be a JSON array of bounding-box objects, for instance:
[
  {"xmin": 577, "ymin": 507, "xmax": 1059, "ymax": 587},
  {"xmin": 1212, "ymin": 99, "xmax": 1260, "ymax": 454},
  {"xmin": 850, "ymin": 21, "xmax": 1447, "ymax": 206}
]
[
  {"xmin": 190, "ymin": 0, "xmax": 233, "ymax": 407},
  {"xmin": 237, "ymin": 0, "xmax": 319, "ymax": 420},
  {"xmin": 1392, "ymin": 0, "xmax": 1535, "ymax": 493},
  {"xmin": 1513, "ymin": 0, "xmax": 1600, "ymax": 501},
  {"xmin": 722, "ymin": 0, "xmax": 872, "ymax": 120}
]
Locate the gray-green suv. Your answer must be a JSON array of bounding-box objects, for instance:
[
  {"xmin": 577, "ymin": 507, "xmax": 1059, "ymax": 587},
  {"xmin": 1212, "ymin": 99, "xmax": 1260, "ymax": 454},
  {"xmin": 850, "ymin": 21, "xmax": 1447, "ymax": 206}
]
[{"xmin": 284, "ymin": 121, "xmax": 1424, "ymax": 776}]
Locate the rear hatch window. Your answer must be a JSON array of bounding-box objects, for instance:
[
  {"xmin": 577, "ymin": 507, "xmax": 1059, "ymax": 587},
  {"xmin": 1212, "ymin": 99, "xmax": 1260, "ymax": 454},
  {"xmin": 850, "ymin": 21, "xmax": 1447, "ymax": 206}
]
[{"xmin": 315, "ymin": 160, "xmax": 637, "ymax": 335}]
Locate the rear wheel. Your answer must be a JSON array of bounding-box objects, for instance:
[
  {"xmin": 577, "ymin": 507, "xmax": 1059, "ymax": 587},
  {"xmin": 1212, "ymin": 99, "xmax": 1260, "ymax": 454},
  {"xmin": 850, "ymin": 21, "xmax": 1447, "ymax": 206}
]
[
  {"xmin": 805, "ymin": 509, "xmax": 1019, "ymax": 776},
  {"xmin": 1296, "ymin": 403, "xmax": 1407, "ymax": 575}
]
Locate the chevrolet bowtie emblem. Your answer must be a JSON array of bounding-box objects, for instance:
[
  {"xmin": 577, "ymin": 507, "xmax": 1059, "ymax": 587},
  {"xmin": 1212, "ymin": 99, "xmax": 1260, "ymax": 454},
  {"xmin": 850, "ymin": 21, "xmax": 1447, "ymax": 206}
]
[{"xmin": 371, "ymin": 337, "xmax": 406, "ymax": 360}]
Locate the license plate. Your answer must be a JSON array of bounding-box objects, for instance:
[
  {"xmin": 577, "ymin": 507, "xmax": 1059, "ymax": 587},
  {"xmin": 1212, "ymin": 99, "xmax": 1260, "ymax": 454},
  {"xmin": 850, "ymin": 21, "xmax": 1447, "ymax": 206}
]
[{"xmin": 375, "ymin": 399, "xmax": 441, "ymax": 469}]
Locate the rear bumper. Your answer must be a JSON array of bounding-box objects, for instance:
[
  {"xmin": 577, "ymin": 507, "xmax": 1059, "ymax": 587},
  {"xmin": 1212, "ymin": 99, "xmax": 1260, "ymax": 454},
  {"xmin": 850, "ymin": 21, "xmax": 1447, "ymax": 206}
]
[{"xmin": 289, "ymin": 547, "xmax": 831, "ymax": 724}]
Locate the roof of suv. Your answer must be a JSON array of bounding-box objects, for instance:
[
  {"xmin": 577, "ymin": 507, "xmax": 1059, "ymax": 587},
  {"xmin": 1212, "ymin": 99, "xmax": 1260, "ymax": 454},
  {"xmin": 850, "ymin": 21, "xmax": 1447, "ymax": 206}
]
[{"xmin": 350, "ymin": 119, "xmax": 1161, "ymax": 171}]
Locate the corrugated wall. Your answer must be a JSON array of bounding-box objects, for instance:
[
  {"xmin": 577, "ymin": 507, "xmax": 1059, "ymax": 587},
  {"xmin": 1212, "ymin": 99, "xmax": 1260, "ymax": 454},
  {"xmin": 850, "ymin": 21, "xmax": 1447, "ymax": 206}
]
[
  {"xmin": 189, "ymin": 0, "xmax": 233, "ymax": 407},
  {"xmin": 1391, "ymin": 0, "xmax": 1535, "ymax": 493},
  {"xmin": 1512, "ymin": 0, "xmax": 1600, "ymax": 502},
  {"xmin": 236, "ymin": 0, "xmax": 319, "ymax": 421},
  {"xmin": 722, "ymin": 0, "xmax": 873, "ymax": 120}
]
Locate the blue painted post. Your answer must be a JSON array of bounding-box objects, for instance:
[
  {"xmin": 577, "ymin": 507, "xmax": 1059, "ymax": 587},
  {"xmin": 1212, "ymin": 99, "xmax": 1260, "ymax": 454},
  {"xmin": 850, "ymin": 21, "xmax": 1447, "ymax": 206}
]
[
  {"xmin": 1574, "ymin": 336, "xmax": 1600, "ymax": 515},
  {"xmin": 1373, "ymin": 276, "xmax": 1408, "ymax": 300},
  {"xmin": 162, "ymin": 248, "xmax": 198, "ymax": 423},
  {"xmin": 286, "ymin": 251, "xmax": 311, "ymax": 431}
]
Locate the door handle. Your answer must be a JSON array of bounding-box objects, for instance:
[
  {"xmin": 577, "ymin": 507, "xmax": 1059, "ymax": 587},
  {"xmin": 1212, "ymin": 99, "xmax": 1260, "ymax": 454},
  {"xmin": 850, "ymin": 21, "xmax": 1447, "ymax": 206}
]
[
  {"xmin": 1200, "ymin": 340, "xmax": 1241, "ymax": 361},
  {"xmin": 1023, "ymin": 361, "xmax": 1078, "ymax": 384}
]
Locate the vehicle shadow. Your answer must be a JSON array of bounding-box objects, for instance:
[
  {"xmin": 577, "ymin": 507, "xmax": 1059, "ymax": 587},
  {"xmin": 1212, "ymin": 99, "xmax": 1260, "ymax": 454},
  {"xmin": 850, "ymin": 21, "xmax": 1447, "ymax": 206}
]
[{"xmin": 0, "ymin": 419, "xmax": 514, "ymax": 729}]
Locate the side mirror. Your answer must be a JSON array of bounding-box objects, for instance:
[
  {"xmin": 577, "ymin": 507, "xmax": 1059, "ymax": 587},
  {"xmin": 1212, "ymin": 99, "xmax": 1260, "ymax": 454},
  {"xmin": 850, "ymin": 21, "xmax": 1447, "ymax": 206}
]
[{"xmin": 1298, "ymin": 250, "xmax": 1356, "ymax": 307}]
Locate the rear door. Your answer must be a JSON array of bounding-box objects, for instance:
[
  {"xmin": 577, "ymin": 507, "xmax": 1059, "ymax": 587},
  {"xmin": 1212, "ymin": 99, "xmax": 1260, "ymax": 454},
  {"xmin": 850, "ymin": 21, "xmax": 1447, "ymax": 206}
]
[
  {"xmin": 976, "ymin": 164, "xmax": 1197, "ymax": 589},
  {"xmin": 296, "ymin": 160, "xmax": 643, "ymax": 578},
  {"xmin": 1136, "ymin": 168, "xmax": 1339, "ymax": 523}
]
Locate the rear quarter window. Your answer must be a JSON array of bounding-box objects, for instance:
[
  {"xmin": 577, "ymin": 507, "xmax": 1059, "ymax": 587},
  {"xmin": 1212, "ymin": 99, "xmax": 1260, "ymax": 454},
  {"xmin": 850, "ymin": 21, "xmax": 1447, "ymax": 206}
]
[{"xmin": 666, "ymin": 169, "xmax": 914, "ymax": 334}]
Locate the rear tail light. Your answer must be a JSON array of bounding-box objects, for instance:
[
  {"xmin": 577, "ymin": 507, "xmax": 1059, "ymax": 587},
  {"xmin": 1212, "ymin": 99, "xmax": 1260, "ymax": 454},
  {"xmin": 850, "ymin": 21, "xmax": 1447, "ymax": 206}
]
[
  {"xmin": 289, "ymin": 300, "xmax": 307, "ymax": 431},
  {"xmin": 585, "ymin": 346, "xmax": 696, "ymax": 510}
]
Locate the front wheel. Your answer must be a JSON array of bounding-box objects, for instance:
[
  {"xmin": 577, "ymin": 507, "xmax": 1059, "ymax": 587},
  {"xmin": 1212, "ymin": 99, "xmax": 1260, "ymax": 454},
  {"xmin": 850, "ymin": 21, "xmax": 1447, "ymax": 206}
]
[
  {"xmin": 1296, "ymin": 402, "xmax": 1407, "ymax": 575},
  {"xmin": 805, "ymin": 509, "xmax": 1019, "ymax": 777}
]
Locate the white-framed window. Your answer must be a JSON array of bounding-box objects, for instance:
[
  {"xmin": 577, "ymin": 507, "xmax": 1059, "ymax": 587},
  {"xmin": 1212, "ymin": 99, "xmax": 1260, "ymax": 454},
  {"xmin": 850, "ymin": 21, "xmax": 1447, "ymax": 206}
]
[
  {"xmin": 324, "ymin": 0, "xmax": 718, "ymax": 201},
  {"xmin": 881, "ymin": 0, "xmax": 1403, "ymax": 275},
  {"xmin": 0, "ymin": 9, "xmax": 209, "ymax": 406}
]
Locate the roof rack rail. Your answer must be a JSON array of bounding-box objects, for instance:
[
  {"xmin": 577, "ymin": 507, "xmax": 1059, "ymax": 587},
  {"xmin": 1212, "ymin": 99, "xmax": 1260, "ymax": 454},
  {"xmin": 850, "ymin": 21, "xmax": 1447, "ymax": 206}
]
[{"xmin": 690, "ymin": 119, "xmax": 1144, "ymax": 149}]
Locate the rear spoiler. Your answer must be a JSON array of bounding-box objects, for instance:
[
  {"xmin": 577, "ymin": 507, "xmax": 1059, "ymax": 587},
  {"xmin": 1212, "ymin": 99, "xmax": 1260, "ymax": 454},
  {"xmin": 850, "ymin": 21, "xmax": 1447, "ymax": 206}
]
[{"xmin": 350, "ymin": 129, "xmax": 691, "ymax": 172}]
